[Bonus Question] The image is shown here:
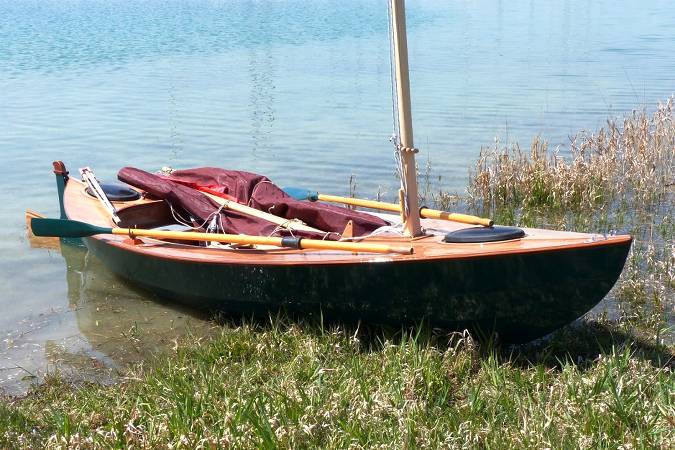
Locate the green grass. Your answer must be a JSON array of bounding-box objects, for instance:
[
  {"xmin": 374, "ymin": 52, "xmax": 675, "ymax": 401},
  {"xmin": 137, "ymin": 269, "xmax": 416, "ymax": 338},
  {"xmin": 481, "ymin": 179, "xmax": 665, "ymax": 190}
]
[
  {"xmin": 1, "ymin": 323, "xmax": 673, "ymax": 448},
  {"xmin": 2, "ymin": 100, "xmax": 674, "ymax": 448}
]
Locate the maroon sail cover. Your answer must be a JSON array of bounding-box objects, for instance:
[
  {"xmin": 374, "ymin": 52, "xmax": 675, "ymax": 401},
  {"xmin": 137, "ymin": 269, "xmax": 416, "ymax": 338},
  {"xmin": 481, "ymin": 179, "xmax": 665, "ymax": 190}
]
[{"xmin": 118, "ymin": 167, "xmax": 388, "ymax": 239}]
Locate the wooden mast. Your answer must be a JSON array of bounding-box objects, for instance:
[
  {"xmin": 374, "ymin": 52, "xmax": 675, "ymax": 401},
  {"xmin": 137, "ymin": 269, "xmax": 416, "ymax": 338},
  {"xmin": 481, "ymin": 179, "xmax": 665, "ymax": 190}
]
[{"xmin": 390, "ymin": 0, "xmax": 422, "ymax": 237}]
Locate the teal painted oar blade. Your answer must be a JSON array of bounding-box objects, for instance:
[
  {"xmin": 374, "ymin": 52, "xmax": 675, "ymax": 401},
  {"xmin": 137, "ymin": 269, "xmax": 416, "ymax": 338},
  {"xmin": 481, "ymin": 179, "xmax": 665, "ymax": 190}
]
[
  {"xmin": 31, "ymin": 218, "xmax": 113, "ymax": 238},
  {"xmin": 282, "ymin": 187, "xmax": 319, "ymax": 201}
]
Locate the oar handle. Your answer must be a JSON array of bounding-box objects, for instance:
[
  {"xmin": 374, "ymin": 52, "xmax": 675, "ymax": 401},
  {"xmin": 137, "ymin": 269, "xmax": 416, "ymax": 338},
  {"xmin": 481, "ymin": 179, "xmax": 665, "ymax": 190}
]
[
  {"xmin": 419, "ymin": 208, "xmax": 493, "ymax": 227},
  {"xmin": 283, "ymin": 187, "xmax": 319, "ymax": 202}
]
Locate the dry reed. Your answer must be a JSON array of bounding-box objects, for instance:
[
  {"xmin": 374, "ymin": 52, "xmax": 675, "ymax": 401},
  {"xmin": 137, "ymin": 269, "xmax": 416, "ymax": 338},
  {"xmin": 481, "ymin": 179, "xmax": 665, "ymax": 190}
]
[
  {"xmin": 468, "ymin": 98, "xmax": 675, "ymax": 212},
  {"xmin": 467, "ymin": 98, "xmax": 675, "ymax": 345}
]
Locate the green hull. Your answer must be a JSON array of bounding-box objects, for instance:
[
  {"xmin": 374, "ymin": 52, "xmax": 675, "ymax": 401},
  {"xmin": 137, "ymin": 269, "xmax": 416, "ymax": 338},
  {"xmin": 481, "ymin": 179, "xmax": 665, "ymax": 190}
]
[{"xmin": 84, "ymin": 236, "xmax": 631, "ymax": 342}]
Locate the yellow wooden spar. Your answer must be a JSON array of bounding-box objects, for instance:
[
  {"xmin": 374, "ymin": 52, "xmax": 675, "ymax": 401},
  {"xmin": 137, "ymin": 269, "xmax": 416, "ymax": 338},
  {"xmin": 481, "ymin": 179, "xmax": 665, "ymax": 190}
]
[
  {"xmin": 317, "ymin": 193, "xmax": 493, "ymax": 227},
  {"xmin": 199, "ymin": 191, "xmax": 325, "ymax": 234}
]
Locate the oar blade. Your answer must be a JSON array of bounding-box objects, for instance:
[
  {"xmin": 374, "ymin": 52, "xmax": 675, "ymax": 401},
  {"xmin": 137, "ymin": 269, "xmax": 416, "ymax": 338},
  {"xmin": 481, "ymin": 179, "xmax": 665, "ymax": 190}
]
[
  {"xmin": 282, "ymin": 187, "xmax": 319, "ymax": 202},
  {"xmin": 31, "ymin": 218, "xmax": 113, "ymax": 238}
]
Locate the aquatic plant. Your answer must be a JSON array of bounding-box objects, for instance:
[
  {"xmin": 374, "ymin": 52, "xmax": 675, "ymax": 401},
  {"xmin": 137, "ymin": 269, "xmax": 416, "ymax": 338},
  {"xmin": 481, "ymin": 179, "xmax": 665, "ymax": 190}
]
[
  {"xmin": 468, "ymin": 97, "xmax": 675, "ymax": 213},
  {"xmin": 467, "ymin": 98, "xmax": 674, "ymax": 346}
]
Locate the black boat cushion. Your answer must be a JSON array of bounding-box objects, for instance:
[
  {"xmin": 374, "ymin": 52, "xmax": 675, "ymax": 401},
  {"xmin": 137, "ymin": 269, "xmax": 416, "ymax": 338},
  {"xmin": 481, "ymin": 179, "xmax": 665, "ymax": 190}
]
[
  {"xmin": 85, "ymin": 183, "xmax": 141, "ymax": 202},
  {"xmin": 443, "ymin": 226, "xmax": 525, "ymax": 243}
]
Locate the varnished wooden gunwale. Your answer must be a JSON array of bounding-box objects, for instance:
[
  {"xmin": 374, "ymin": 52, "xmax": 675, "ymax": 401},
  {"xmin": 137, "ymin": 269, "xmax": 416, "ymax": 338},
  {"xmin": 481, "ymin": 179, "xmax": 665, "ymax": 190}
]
[{"xmin": 62, "ymin": 177, "xmax": 632, "ymax": 266}]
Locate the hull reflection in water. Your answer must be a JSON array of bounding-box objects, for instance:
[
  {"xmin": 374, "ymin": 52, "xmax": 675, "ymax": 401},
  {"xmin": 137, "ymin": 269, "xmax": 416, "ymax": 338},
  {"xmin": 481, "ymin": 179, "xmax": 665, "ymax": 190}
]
[
  {"xmin": 0, "ymin": 240, "xmax": 214, "ymax": 396},
  {"xmin": 61, "ymin": 240, "xmax": 214, "ymax": 367}
]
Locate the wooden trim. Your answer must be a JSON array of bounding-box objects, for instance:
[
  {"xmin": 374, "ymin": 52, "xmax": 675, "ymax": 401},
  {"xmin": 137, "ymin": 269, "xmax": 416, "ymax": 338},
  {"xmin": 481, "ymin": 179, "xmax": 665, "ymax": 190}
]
[{"xmin": 87, "ymin": 232, "xmax": 632, "ymax": 268}]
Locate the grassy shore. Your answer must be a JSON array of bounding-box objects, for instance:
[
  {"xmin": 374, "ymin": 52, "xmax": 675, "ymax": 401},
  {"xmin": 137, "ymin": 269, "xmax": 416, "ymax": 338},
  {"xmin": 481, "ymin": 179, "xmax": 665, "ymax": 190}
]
[
  {"xmin": 1, "ymin": 324, "xmax": 673, "ymax": 448},
  {"xmin": 2, "ymin": 101, "xmax": 674, "ymax": 448}
]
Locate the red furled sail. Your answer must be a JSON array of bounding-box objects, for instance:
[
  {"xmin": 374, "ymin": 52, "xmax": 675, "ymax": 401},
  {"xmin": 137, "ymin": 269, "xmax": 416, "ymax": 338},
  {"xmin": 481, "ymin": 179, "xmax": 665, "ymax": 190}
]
[{"xmin": 118, "ymin": 167, "xmax": 388, "ymax": 239}]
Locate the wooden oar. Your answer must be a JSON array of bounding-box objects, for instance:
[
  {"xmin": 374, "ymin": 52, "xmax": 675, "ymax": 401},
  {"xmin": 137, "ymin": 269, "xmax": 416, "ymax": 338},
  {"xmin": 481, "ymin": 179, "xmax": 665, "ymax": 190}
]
[
  {"xmin": 162, "ymin": 177, "xmax": 326, "ymax": 234},
  {"xmin": 31, "ymin": 218, "xmax": 413, "ymax": 255},
  {"xmin": 283, "ymin": 187, "xmax": 494, "ymax": 227}
]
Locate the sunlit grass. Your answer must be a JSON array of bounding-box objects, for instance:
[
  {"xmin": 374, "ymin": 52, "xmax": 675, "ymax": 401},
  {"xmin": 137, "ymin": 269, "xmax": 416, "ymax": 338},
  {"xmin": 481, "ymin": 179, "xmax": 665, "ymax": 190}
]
[{"xmin": 1, "ymin": 324, "xmax": 673, "ymax": 448}]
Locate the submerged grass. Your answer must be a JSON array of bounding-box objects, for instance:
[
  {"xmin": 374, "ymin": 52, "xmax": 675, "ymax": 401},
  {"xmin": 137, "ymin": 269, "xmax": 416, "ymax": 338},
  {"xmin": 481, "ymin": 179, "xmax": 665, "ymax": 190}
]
[{"xmin": 2, "ymin": 100, "xmax": 674, "ymax": 448}]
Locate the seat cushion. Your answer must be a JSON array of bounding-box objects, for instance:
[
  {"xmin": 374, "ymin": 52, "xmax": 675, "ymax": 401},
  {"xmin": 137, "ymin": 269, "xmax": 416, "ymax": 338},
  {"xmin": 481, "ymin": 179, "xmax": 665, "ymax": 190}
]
[{"xmin": 443, "ymin": 226, "xmax": 525, "ymax": 243}]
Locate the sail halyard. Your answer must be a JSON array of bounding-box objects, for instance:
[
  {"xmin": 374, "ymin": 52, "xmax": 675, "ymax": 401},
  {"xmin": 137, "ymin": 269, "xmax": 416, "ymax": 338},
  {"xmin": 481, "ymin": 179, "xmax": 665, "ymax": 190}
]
[{"xmin": 389, "ymin": 0, "xmax": 423, "ymax": 237}]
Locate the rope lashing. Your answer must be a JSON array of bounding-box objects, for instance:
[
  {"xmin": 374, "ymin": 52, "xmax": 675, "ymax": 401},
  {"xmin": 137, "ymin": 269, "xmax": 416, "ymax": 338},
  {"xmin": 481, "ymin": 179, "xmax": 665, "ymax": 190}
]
[{"xmin": 399, "ymin": 146, "xmax": 419, "ymax": 154}]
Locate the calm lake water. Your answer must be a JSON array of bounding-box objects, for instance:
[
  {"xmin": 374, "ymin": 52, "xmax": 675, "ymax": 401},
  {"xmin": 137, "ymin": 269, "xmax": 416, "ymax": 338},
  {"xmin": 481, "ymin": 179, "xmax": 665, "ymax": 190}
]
[{"xmin": 1, "ymin": 0, "xmax": 674, "ymax": 394}]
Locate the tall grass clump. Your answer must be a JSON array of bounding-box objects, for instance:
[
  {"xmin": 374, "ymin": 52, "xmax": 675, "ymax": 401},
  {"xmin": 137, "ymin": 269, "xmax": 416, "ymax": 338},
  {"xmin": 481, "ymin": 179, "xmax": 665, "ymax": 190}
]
[
  {"xmin": 467, "ymin": 98, "xmax": 674, "ymax": 345},
  {"xmin": 468, "ymin": 97, "xmax": 675, "ymax": 213}
]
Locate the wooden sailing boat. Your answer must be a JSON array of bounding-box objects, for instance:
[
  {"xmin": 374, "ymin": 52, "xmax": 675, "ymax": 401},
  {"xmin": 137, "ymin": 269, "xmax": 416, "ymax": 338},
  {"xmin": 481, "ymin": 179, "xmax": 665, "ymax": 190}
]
[{"xmin": 31, "ymin": 0, "xmax": 631, "ymax": 342}]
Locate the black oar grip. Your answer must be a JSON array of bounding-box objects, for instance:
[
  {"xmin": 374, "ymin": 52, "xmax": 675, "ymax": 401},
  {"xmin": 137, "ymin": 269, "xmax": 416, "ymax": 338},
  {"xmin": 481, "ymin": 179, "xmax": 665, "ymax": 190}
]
[{"xmin": 280, "ymin": 236, "xmax": 303, "ymax": 249}]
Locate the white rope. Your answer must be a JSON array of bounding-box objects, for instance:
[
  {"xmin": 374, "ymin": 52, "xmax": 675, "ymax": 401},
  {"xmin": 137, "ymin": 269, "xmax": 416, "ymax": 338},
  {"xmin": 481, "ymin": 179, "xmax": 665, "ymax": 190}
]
[
  {"xmin": 250, "ymin": 179, "xmax": 273, "ymax": 206},
  {"xmin": 168, "ymin": 202, "xmax": 225, "ymax": 232},
  {"xmin": 268, "ymin": 223, "xmax": 296, "ymax": 238},
  {"xmin": 250, "ymin": 179, "xmax": 339, "ymax": 240},
  {"xmin": 168, "ymin": 204, "xmax": 194, "ymax": 229}
]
